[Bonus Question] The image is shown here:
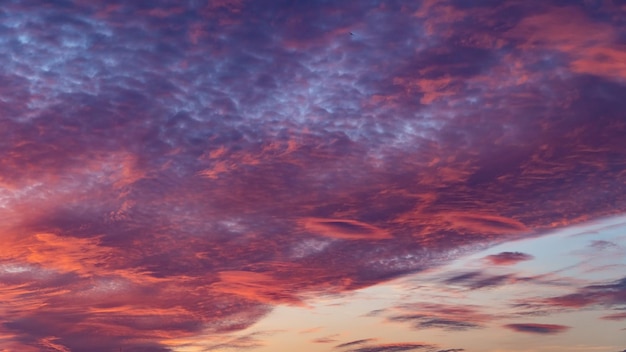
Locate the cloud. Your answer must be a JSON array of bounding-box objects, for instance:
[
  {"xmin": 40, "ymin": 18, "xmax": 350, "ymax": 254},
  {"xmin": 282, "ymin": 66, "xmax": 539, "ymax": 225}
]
[
  {"xmin": 504, "ymin": 5, "xmax": 626, "ymax": 82},
  {"xmin": 313, "ymin": 335, "xmax": 340, "ymax": 344},
  {"xmin": 344, "ymin": 342, "xmax": 434, "ymax": 352},
  {"xmin": 443, "ymin": 271, "xmax": 514, "ymax": 290},
  {"xmin": 544, "ymin": 277, "xmax": 626, "ymax": 309},
  {"xmin": 439, "ymin": 212, "xmax": 529, "ymax": 235},
  {"xmin": 336, "ymin": 339, "xmax": 378, "ymax": 349},
  {"xmin": 201, "ymin": 331, "xmax": 276, "ymax": 351},
  {"xmin": 509, "ymin": 274, "xmax": 626, "ymax": 319},
  {"xmin": 0, "ymin": 0, "xmax": 625, "ymax": 349},
  {"xmin": 484, "ymin": 252, "xmax": 534, "ymax": 265},
  {"xmin": 601, "ymin": 312, "xmax": 626, "ymax": 321},
  {"xmin": 503, "ymin": 323, "xmax": 570, "ymax": 335},
  {"xmin": 211, "ymin": 271, "xmax": 305, "ymax": 305},
  {"xmin": 589, "ymin": 240, "xmax": 618, "ymax": 250},
  {"xmin": 389, "ymin": 316, "xmax": 481, "ymax": 331},
  {"xmin": 300, "ymin": 218, "xmax": 392, "ymax": 240},
  {"xmin": 385, "ymin": 303, "xmax": 494, "ymax": 331}
]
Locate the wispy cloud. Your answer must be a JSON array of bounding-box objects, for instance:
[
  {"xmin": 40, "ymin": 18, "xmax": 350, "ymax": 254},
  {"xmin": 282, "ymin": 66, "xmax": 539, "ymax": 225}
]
[
  {"xmin": 336, "ymin": 339, "xmax": 378, "ymax": 349},
  {"xmin": 385, "ymin": 303, "xmax": 495, "ymax": 331},
  {"xmin": 343, "ymin": 342, "xmax": 434, "ymax": 352},
  {"xmin": 601, "ymin": 312, "xmax": 626, "ymax": 321},
  {"xmin": 544, "ymin": 277, "xmax": 626, "ymax": 309},
  {"xmin": 503, "ymin": 323, "xmax": 570, "ymax": 335}
]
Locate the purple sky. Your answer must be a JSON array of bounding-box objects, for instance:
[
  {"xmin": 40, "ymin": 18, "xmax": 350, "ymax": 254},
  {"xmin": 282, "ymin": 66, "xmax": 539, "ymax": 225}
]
[{"xmin": 0, "ymin": 1, "xmax": 625, "ymax": 351}]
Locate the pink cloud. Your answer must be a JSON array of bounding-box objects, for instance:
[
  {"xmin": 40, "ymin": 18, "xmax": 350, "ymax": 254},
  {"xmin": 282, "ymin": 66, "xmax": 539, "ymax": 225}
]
[
  {"xmin": 300, "ymin": 218, "xmax": 392, "ymax": 240},
  {"xmin": 0, "ymin": 0, "xmax": 624, "ymax": 350},
  {"xmin": 484, "ymin": 252, "xmax": 534, "ymax": 266},
  {"xmin": 601, "ymin": 312, "xmax": 626, "ymax": 321}
]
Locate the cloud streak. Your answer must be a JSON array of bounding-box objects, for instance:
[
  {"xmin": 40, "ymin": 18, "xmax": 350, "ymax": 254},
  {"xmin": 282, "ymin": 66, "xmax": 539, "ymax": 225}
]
[
  {"xmin": 503, "ymin": 323, "xmax": 570, "ymax": 335},
  {"xmin": 543, "ymin": 277, "xmax": 626, "ymax": 309},
  {"xmin": 344, "ymin": 343, "xmax": 434, "ymax": 352},
  {"xmin": 386, "ymin": 303, "xmax": 494, "ymax": 331}
]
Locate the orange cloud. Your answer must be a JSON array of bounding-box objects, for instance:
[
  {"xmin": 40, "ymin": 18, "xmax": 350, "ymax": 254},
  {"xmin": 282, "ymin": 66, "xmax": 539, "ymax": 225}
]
[
  {"xmin": 212, "ymin": 271, "xmax": 305, "ymax": 305},
  {"xmin": 506, "ymin": 6, "xmax": 625, "ymax": 81},
  {"xmin": 299, "ymin": 218, "xmax": 392, "ymax": 240},
  {"xmin": 440, "ymin": 212, "xmax": 528, "ymax": 235}
]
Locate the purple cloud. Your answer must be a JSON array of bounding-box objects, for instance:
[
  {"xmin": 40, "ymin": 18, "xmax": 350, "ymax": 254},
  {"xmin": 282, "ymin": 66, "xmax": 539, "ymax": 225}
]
[
  {"xmin": 443, "ymin": 271, "xmax": 514, "ymax": 290},
  {"xmin": 313, "ymin": 336, "xmax": 339, "ymax": 344},
  {"xmin": 601, "ymin": 312, "xmax": 626, "ymax": 321},
  {"xmin": 345, "ymin": 343, "xmax": 434, "ymax": 352},
  {"xmin": 589, "ymin": 240, "xmax": 618, "ymax": 250},
  {"xmin": 385, "ymin": 303, "xmax": 494, "ymax": 332},
  {"xmin": 543, "ymin": 277, "xmax": 626, "ymax": 309},
  {"xmin": 504, "ymin": 323, "xmax": 570, "ymax": 335},
  {"xmin": 336, "ymin": 339, "xmax": 378, "ymax": 349},
  {"xmin": 484, "ymin": 252, "xmax": 534, "ymax": 265},
  {"xmin": 0, "ymin": 0, "xmax": 624, "ymax": 350}
]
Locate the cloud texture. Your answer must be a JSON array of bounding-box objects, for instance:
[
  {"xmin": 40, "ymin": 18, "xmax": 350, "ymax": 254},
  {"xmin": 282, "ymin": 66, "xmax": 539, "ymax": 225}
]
[{"xmin": 0, "ymin": 0, "xmax": 625, "ymax": 350}]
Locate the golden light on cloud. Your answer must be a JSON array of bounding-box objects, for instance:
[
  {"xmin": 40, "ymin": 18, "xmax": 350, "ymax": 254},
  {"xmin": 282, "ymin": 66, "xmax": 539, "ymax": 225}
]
[
  {"xmin": 0, "ymin": 0, "xmax": 625, "ymax": 350},
  {"xmin": 299, "ymin": 218, "xmax": 392, "ymax": 240}
]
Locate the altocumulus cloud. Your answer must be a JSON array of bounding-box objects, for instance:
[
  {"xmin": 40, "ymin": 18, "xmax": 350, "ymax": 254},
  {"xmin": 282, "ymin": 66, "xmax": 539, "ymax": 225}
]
[{"xmin": 0, "ymin": 0, "xmax": 625, "ymax": 350}]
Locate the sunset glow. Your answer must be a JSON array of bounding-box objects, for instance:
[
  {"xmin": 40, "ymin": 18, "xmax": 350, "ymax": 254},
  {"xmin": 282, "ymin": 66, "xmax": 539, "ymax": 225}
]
[{"xmin": 1, "ymin": 1, "xmax": 625, "ymax": 351}]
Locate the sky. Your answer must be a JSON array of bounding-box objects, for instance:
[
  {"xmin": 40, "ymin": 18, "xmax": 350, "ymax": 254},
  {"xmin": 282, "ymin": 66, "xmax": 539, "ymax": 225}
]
[{"xmin": 0, "ymin": 0, "xmax": 625, "ymax": 351}]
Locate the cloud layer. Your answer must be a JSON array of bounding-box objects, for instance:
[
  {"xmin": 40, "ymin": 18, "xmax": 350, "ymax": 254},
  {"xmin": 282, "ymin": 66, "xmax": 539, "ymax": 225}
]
[{"xmin": 0, "ymin": 0, "xmax": 625, "ymax": 350}]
